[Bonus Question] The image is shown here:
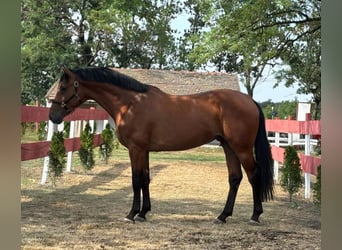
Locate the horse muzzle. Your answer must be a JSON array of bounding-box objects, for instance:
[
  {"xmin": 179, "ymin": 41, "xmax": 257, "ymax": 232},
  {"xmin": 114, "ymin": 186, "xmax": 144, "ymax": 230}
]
[{"xmin": 49, "ymin": 110, "xmax": 65, "ymax": 124}]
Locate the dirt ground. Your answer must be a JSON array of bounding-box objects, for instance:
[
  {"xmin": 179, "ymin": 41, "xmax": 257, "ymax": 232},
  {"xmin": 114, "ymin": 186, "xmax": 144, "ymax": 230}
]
[{"xmin": 21, "ymin": 154, "xmax": 321, "ymax": 249}]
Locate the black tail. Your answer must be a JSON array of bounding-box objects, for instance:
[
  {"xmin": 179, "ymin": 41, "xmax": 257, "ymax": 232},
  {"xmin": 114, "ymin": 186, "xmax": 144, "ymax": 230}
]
[{"xmin": 254, "ymin": 101, "xmax": 274, "ymax": 201}]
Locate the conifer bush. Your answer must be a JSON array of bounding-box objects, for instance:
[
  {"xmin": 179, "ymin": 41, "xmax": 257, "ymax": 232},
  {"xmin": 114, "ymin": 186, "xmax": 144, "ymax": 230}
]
[
  {"xmin": 63, "ymin": 121, "xmax": 70, "ymax": 138},
  {"xmin": 280, "ymin": 146, "xmax": 302, "ymax": 202},
  {"xmin": 79, "ymin": 123, "xmax": 95, "ymax": 171},
  {"xmin": 48, "ymin": 131, "xmax": 66, "ymax": 187},
  {"xmin": 37, "ymin": 122, "xmax": 47, "ymax": 141},
  {"xmin": 99, "ymin": 123, "xmax": 115, "ymax": 164}
]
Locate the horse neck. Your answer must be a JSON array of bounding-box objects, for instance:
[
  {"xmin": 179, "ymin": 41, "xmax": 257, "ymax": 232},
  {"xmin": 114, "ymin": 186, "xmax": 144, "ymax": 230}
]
[{"xmin": 82, "ymin": 81, "xmax": 137, "ymax": 122}]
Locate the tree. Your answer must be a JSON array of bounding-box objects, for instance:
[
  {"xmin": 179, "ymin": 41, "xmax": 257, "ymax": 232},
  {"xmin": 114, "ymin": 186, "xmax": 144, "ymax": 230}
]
[
  {"xmin": 21, "ymin": 0, "xmax": 108, "ymax": 104},
  {"xmin": 189, "ymin": 0, "xmax": 281, "ymax": 96},
  {"xmin": 21, "ymin": 0, "xmax": 76, "ymax": 104},
  {"xmin": 21, "ymin": 0, "xmax": 180, "ymax": 105},
  {"xmin": 280, "ymin": 146, "xmax": 302, "ymax": 202},
  {"xmin": 188, "ymin": 0, "xmax": 321, "ymax": 101},
  {"xmin": 22, "ymin": 0, "xmax": 321, "ymax": 106},
  {"xmin": 150, "ymin": 0, "xmax": 180, "ymax": 69},
  {"xmin": 260, "ymin": 100, "xmax": 297, "ymax": 119},
  {"xmin": 275, "ymin": 37, "xmax": 321, "ymax": 119},
  {"xmin": 253, "ymin": 0, "xmax": 320, "ymax": 116},
  {"xmin": 176, "ymin": 0, "xmax": 212, "ymax": 70}
]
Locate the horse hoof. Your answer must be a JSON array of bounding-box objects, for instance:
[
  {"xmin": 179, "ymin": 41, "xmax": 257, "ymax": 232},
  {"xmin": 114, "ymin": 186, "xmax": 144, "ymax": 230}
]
[
  {"xmin": 134, "ymin": 215, "xmax": 146, "ymax": 222},
  {"xmin": 215, "ymin": 218, "xmax": 226, "ymax": 224},
  {"xmin": 249, "ymin": 219, "xmax": 260, "ymax": 225},
  {"xmin": 123, "ymin": 217, "xmax": 135, "ymax": 224}
]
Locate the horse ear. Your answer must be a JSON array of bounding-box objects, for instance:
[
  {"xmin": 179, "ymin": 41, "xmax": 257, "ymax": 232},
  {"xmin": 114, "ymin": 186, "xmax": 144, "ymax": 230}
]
[{"xmin": 62, "ymin": 66, "xmax": 74, "ymax": 76}]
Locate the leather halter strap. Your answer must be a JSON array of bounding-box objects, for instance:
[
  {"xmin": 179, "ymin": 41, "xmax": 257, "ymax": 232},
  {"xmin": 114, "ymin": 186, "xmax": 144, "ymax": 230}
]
[{"xmin": 52, "ymin": 80, "xmax": 81, "ymax": 113}]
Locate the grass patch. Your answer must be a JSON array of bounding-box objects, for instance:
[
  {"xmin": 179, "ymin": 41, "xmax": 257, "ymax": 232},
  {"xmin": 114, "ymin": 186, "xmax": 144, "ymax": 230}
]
[
  {"xmin": 110, "ymin": 145, "xmax": 225, "ymax": 163},
  {"xmin": 21, "ymin": 124, "xmax": 40, "ymax": 143},
  {"xmin": 150, "ymin": 149, "xmax": 225, "ymax": 163}
]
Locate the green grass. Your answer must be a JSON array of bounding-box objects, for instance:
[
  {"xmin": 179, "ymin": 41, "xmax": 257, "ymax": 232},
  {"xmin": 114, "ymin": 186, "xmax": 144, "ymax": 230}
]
[
  {"xmin": 149, "ymin": 149, "xmax": 225, "ymax": 163},
  {"xmin": 21, "ymin": 124, "xmax": 40, "ymax": 143},
  {"xmin": 110, "ymin": 145, "xmax": 225, "ymax": 163}
]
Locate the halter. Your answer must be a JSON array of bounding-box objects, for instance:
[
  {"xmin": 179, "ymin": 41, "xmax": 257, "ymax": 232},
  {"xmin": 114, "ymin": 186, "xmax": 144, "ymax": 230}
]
[{"xmin": 52, "ymin": 80, "xmax": 82, "ymax": 113}]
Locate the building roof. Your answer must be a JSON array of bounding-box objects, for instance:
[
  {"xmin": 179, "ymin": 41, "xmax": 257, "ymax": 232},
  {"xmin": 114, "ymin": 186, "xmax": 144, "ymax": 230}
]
[{"xmin": 45, "ymin": 68, "xmax": 239, "ymax": 101}]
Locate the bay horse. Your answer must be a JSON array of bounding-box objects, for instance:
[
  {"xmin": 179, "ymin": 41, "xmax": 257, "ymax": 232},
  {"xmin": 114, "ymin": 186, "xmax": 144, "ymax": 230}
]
[{"xmin": 49, "ymin": 66, "xmax": 274, "ymax": 224}]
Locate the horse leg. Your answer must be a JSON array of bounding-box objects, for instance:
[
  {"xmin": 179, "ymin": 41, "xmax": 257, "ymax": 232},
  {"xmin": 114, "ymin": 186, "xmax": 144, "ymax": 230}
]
[
  {"xmin": 136, "ymin": 155, "xmax": 151, "ymax": 221},
  {"xmin": 125, "ymin": 169, "xmax": 142, "ymax": 222},
  {"xmin": 217, "ymin": 141, "xmax": 243, "ymax": 223},
  {"xmin": 239, "ymin": 152, "xmax": 263, "ymax": 223},
  {"xmin": 125, "ymin": 146, "xmax": 150, "ymax": 222}
]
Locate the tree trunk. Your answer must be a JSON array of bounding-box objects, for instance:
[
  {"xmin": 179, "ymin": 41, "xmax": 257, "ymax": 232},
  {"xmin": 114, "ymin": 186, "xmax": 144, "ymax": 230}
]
[
  {"xmin": 244, "ymin": 68, "xmax": 253, "ymax": 97},
  {"xmin": 313, "ymin": 98, "xmax": 321, "ymax": 120}
]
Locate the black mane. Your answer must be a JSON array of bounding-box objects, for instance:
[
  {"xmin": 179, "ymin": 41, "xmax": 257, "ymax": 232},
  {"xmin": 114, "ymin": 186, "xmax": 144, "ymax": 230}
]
[{"xmin": 62, "ymin": 67, "xmax": 149, "ymax": 93}]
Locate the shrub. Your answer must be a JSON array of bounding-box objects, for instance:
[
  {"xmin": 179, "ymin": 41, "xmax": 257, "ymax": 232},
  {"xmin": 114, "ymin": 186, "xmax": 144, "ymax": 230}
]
[
  {"xmin": 280, "ymin": 146, "xmax": 302, "ymax": 202},
  {"xmin": 313, "ymin": 165, "xmax": 321, "ymax": 206},
  {"xmin": 314, "ymin": 139, "xmax": 321, "ymax": 155},
  {"xmin": 63, "ymin": 121, "xmax": 70, "ymax": 138},
  {"xmin": 99, "ymin": 123, "xmax": 115, "ymax": 164},
  {"xmin": 37, "ymin": 122, "xmax": 47, "ymax": 141},
  {"xmin": 79, "ymin": 122, "xmax": 95, "ymax": 171},
  {"xmin": 48, "ymin": 131, "xmax": 66, "ymax": 187}
]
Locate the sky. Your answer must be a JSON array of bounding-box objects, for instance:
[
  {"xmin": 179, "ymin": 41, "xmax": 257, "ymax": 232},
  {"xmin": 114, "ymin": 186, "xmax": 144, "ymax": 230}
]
[
  {"xmin": 170, "ymin": 12, "xmax": 313, "ymax": 104},
  {"xmin": 238, "ymin": 73, "xmax": 313, "ymax": 103}
]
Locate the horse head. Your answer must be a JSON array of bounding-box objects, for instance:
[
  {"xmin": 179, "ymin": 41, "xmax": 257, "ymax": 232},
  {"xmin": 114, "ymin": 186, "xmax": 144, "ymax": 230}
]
[{"xmin": 49, "ymin": 66, "xmax": 84, "ymax": 124}]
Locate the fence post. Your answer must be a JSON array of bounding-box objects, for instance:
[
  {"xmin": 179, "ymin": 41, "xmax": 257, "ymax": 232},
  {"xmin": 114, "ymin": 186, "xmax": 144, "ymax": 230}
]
[
  {"xmin": 273, "ymin": 131, "xmax": 280, "ymax": 183},
  {"xmin": 304, "ymin": 113, "xmax": 311, "ymax": 199},
  {"xmin": 89, "ymin": 107, "xmax": 95, "ymax": 132},
  {"xmin": 35, "ymin": 100, "xmax": 40, "ymax": 132},
  {"xmin": 273, "ymin": 160, "xmax": 279, "ymax": 184},
  {"xmin": 66, "ymin": 120, "xmax": 75, "ymax": 172},
  {"xmin": 287, "ymin": 116, "xmax": 293, "ymax": 146},
  {"xmin": 41, "ymin": 106, "xmax": 57, "ymax": 184}
]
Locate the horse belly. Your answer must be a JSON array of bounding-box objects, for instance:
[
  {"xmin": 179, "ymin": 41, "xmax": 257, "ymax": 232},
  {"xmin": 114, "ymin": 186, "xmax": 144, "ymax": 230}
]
[{"xmin": 149, "ymin": 118, "xmax": 218, "ymax": 151}]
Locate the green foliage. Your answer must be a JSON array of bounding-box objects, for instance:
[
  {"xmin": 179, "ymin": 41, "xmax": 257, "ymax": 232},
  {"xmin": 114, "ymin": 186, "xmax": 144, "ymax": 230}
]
[
  {"xmin": 176, "ymin": 0, "xmax": 213, "ymax": 70},
  {"xmin": 280, "ymin": 146, "xmax": 302, "ymax": 202},
  {"xmin": 21, "ymin": 0, "xmax": 321, "ymax": 106},
  {"xmin": 79, "ymin": 123, "xmax": 95, "ymax": 171},
  {"xmin": 275, "ymin": 38, "xmax": 321, "ymax": 119},
  {"xmin": 314, "ymin": 139, "xmax": 321, "ymax": 155},
  {"xmin": 261, "ymin": 100, "xmax": 297, "ymax": 120},
  {"xmin": 48, "ymin": 131, "xmax": 66, "ymax": 187},
  {"xmin": 188, "ymin": 0, "xmax": 320, "ymax": 99},
  {"xmin": 21, "ymin": 0, "xmax": 77, "ymax": 104},
  {"xmin": 313, "ymin": 165, "xmax": 321, "ymax": 206},
  {"xmin": 21, "ymin": 123, "xmax": 38, "ymax": 142},
  {"xmin": 21, "ymin": 122, "xmax": 28, "ymax": 136},
  {"xmin": 99, "ymin": 124, "xmax": 116, "ymax": 163},
  {"xmin": 63, "ymin": 121, "xmax": 70, "ymax": 138},
  {"xmin": 21, "ymin": 0, "xmax": 180, "ymax": 105},
  {"xmin": 37, "ymin": 122, "xmax": 47, "ymax": 141},
  {"xmin": 189, "ymin": 0, "xmax": 282, "ymax": 95}
]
